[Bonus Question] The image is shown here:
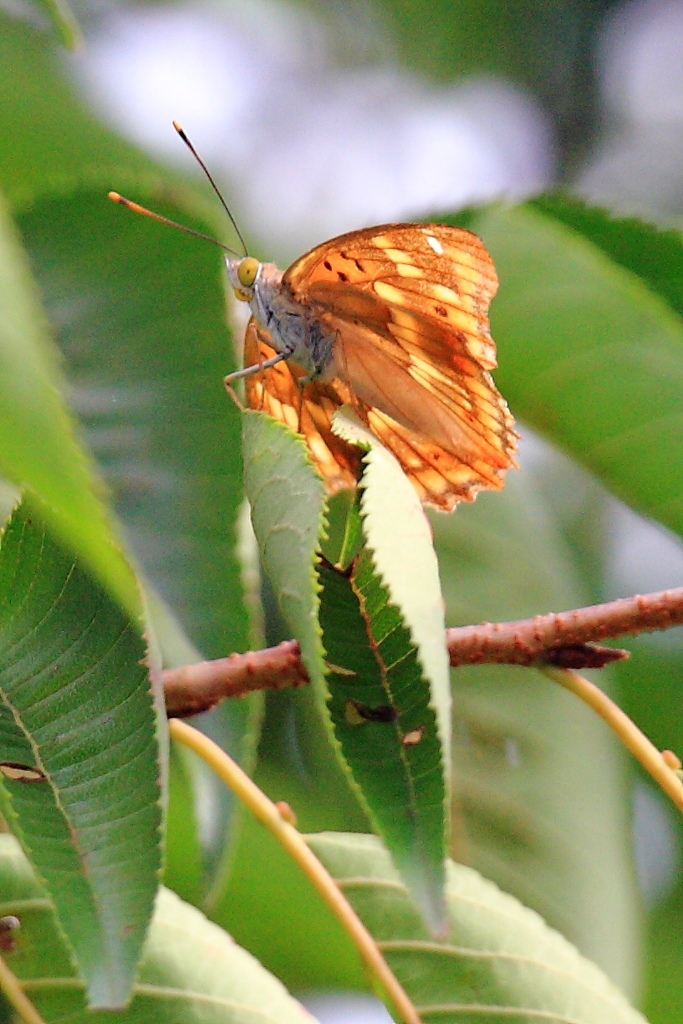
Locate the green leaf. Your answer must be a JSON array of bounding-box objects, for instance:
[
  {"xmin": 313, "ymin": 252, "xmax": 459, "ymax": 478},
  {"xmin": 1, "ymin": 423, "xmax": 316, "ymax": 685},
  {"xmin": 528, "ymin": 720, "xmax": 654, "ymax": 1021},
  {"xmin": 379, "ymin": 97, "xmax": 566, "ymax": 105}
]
[
  {"xmin": 0, "ymin": 833, "xmax": 314, "ymax": 1024},
  {"xmin": 31, "ymin": 0, "xmax": 82, "ymax": 49},
  {"xmin": 531, "ymin": 195, "xmax": 683, "ymax": 320},
  {"xmin": 320, "ymin": 488, "xmax": 363, "ymax": 571},
  {"xmin": 644, "ymin": 892, "xmax": 683, "ymax": 1024},
  {"xmin": 19, "ymin": 176, "xmax": 259, "ymax": 904},
  {"xmin": 0, "ymin": 501, "xmax": 162, "ymax": 1009},
  {"xmin": 320, "ymin": 553, "xmax": 447, "ymax": 934},
  {"xmin": 242, "ymin": 410, "xmax": 327, "ymax": 693},
  {"xmin": 213, "ymin": 692, "xmax": 371, "ymax": 991},
  {"xmin": 0, "ymin": 188, "xmax": 140, "ymax": 618},
  {"xmin": 17, "ymin": 188, "xmax": 248, "ymax": 660},
  {"xmin": 336, "ymin": 411, "xmax": 451, "ymax": 764},
  {"xmin": 432, "ymin": 465, "xmax": 641, "ymax": 995},
  {"xmin": 213, "ymin": 804, "xmax": 368, "ymax": 993},
  {"xmin": 185, "ymin": 691, "xmax": 265, "ymax": 911},
  {"xmin": 17, "ymin": 182, "xmax": 256, "ymax": 903},
  {"xmin": 163, "ymin": 745, "xmax": 203, "ymax": 908},
  {"xmin": 466, "ymin": 202, "xmax": 683, "ymax": 538},
  {"xmin": 0, "ymin": 14, "xmax": 155, "ymax": 206},
  {"xmin": 243, "ymin": 410, "xmax": 449, "ymax": 929},
  {"xmin": 323, "ymin": 410, "xmax": 451, "ymax": 933},
  {"xmin": 308, "ymin": 831, "xmax": 649, "ymax": 1024}
]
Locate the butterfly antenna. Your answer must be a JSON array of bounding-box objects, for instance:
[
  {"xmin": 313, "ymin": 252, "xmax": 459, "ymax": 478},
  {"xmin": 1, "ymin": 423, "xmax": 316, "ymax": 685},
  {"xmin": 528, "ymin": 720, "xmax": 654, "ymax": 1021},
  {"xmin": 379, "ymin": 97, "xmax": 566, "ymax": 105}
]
[
  {"xmin": 173, "ymin": 121, "xmax": 250, "ymax": 256},
  {"xmin": 108, "ymin": 192, "xmax": 242, "ymax": 257}
]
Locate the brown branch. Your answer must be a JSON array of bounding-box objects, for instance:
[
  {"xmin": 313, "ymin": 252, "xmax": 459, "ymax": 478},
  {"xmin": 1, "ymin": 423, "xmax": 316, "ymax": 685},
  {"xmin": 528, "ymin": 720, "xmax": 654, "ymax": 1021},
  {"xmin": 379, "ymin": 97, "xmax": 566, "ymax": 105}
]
[
  {"xmin": 164, "ymin": 640, "xmax": 308, "ymax": 717},
  {"xmin": 445, "ymin": 587, "xmax": 683, "ymax": 666},
  {"xmin": 164, "ymin": 587, "xmax": 683, "ymax": 717}
]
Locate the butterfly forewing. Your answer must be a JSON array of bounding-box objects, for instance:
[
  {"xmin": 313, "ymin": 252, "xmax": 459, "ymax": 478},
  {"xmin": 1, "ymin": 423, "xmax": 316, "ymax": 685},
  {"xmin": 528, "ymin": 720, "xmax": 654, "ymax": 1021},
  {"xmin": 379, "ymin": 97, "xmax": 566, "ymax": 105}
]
[
  {"xmin": 287, "ymin": 223, "xmax": 498, "ymax": 351},
  {"xmin": 244, "ymin": 222, "xmax": 517, "ymax": 511}
]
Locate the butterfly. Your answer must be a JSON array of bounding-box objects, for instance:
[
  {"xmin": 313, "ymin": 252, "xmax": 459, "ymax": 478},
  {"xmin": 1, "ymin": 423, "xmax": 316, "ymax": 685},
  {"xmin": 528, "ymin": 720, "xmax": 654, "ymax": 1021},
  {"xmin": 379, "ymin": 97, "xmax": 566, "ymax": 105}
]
[
  {"xmin": 225, "ymin": 221, "xmax": 518, "ymax": 511},
  {"xmin": 110, "ymin": 124, "xmax": 516, "ymax": 510}
]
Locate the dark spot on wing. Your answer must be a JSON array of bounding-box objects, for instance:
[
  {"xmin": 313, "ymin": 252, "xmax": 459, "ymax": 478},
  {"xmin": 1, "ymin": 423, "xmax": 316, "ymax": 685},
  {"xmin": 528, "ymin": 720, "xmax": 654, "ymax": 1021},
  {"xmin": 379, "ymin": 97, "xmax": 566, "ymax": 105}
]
[
  {"xmin": 434, "ymin": 305, "xmax": 448, "ymax": 318},
  {"xmin": 324, "ymin": 260, "xmax": 332, "ymax": 271},
  {"xmin": 338, "ymin": 271, "xmax": 349, "ymax": 283}
]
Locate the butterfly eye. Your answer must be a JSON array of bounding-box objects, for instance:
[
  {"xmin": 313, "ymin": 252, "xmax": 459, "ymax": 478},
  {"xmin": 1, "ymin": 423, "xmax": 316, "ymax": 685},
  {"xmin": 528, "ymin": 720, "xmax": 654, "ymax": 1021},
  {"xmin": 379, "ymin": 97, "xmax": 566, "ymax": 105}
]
[{"xmin": 237, "ymin": 257, "xmax": 260, "ymax": 289}]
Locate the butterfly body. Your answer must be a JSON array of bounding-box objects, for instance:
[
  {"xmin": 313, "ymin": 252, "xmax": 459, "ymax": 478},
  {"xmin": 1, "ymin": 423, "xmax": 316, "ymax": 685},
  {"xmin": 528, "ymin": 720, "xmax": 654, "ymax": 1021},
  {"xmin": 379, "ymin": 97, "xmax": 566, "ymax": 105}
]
[
  {"xmin": 227, "ymin": 259, "xmax": 337, "ymax": 379},
  {"xmin": 228, "ymin": 222, "xmax": 518, "ymax": 511}
]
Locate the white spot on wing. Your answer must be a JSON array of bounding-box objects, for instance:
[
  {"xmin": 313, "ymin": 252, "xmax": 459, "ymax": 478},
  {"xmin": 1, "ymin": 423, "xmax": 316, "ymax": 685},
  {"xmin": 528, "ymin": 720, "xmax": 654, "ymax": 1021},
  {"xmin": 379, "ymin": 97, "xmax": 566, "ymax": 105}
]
[
  {"xmin": 432, "ymin": 283, "xmax": 460, "ymax": 304},
  {"xmin": 374, "ymin": 280, "xmax": 405, "ymax": 304},
  {"xmin": 395, "ymin": 263, "xmax": 423, "ymax": 278},
  {"xmin": 384, "ymin": 248, "xmax": 413, "ymax": 263},
  {"xmin": 426, "ymin": 234, "xmax": 443, "ymax": 255}
]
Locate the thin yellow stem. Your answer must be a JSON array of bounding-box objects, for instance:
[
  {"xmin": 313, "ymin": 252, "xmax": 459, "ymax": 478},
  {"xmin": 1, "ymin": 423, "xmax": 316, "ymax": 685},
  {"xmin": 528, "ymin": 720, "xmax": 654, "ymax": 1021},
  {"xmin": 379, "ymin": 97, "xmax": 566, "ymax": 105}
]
[
  {"xmin": 0, "ymin": 952, "xmax": 47, "ymax": 1024},
  {"xmin": 543, "ymin": 667, "xmax": 683, "ymax": 813},
  {"xmin": 169, "ymin": 718, "xmax": 421, "ymax": 1024}
]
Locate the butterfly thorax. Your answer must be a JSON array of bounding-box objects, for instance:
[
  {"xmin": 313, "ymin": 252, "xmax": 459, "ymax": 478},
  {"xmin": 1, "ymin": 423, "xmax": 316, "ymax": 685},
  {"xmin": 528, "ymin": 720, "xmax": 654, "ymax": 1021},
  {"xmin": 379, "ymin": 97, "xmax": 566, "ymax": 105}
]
[{"xmin": 227, "ymin": 257, "xmax": 336, "ymax": 379}]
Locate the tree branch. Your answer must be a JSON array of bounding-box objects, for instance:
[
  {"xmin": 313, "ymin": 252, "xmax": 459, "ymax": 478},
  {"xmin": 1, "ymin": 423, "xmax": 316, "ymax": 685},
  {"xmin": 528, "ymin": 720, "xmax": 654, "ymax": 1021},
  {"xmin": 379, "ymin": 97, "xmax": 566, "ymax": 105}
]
[
  {"xmin": 163, "ymin": 586, "xmax": 683, "ymax": 717},
  {"xmin": 445, "ymin": 586, "xmax": 683, "ymax": 666},
  {"xmin": 164, "ymin": 640, "xmax": 308, "ymax": 717}
]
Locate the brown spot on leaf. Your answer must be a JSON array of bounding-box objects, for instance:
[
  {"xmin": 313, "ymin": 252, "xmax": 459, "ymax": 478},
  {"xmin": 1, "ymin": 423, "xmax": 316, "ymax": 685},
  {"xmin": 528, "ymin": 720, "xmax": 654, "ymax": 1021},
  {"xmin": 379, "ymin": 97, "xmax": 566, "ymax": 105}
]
[
  {"xmin": 0, "ymin": 916, "xmax": 19, "ymax": 952},
  {"xmin": 0, "ymin": 762, "xmax": 46, "ymax": 783},
  {"xmin": 402, "ymin": 726, "xmax": 424, "ymax": 747}
]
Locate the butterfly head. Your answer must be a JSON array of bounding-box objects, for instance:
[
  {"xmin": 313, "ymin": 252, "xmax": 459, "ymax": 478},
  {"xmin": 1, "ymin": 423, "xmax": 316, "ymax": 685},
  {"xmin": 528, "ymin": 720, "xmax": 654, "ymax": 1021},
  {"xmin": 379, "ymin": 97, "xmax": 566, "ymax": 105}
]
[{"xmin": 227, "ymin": 256, "xmax": 261, "ymax": 302}]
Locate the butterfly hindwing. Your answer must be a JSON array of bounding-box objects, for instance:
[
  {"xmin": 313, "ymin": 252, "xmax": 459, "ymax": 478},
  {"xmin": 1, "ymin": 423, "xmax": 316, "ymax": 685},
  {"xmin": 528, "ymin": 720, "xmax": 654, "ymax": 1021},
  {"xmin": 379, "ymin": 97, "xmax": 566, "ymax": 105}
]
[
  {"xmin": 243, "ymin": 336, "xmax": 513, "ymax": 512},
  {"xmin": 243, "ymin": 320, "xmax": 361, "ymax": 493}
]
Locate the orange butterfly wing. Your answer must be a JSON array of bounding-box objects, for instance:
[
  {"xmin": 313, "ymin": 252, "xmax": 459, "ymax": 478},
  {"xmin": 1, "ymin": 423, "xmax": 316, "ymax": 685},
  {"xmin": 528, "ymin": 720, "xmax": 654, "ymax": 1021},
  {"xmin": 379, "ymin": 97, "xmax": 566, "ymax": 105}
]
[
  {"xmin": 244, "ymin": 319, "xmax": 362, "ymax": 492},
  {"xmin": 244, "ymin": 223, "xmax": 518, "ymax": 511}
]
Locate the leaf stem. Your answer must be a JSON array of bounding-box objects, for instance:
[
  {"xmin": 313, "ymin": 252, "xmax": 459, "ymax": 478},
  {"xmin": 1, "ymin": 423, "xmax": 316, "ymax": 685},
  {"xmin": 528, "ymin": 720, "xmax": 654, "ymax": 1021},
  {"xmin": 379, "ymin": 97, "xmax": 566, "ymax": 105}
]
[
  {"xmin": 169, "ymin": 718, "xmax": 421, "ymax": 1024},
  {"xmin": 0, "ymin": 952, "xmax": 47, "ymax": 1024},
  {"xmin": 543, "ymin": 666, "xmax": 683, "ymax": 813}
]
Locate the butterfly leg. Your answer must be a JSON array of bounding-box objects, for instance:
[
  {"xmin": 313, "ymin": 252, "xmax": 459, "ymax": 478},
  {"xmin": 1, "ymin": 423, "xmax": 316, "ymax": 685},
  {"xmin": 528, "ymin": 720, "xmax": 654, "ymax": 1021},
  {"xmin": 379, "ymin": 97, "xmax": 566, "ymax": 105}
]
[
  {"xmin": 295, "ymin": 377, "xmax": 306, "ymax": 435},
  {"xmin": 256, "ymin": 351, "xmax": 268, "ymax": 411},
  {"xmin": 225, "ymin": 343, "xmax": 281, "ymax": 410},
  {"xmin": 223, "ymin": 378, "xmax": 245, "ymax": 411},
  {"xmin": 224, "ymin": 351, "xmax": 286, "ymax": 383}
]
